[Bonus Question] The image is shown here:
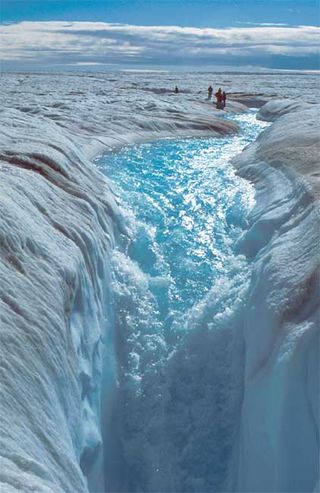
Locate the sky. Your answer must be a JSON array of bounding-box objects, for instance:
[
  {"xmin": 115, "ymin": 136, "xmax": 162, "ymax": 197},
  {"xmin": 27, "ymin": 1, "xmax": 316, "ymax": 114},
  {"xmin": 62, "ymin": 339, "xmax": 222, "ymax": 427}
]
[{"xmin": 1, "ymin": 0, "xmax": 320, "ymax": 71}]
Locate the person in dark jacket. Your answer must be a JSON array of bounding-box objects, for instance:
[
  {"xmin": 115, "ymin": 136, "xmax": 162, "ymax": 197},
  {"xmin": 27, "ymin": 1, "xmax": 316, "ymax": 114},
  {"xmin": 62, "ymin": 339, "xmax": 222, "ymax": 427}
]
[
  {"xmin": 208, "ymin": 85, "xmax": 213, "ymax": 100},
  {"xmin": 222, "ymin": 91, "xmax": 227, "ymax": 108}
]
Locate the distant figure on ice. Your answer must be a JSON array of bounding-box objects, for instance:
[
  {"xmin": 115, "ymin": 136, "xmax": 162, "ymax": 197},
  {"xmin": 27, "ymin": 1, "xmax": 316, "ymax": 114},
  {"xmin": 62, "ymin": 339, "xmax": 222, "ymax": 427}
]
[
  {"xmin": 208, "ymin": 85, "xmax": 213, "ymax": 100},
  {"xmin": 222, "ymin": 91, "xmax": 227, "ymax": 108},
  {"xmin": 174, "ymin": 86, "xmax": 179, "ymax": 94},
  {"xmin": 215, "ymin": 87, "xmax": 224, "ymax": 109}
]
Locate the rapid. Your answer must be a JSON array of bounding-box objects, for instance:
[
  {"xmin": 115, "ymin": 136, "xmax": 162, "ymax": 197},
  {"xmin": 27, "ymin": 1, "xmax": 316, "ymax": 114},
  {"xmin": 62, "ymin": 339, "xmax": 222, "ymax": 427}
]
[{"xmin": 96, "ymin": 112, "xmax": 269, "ymax": 492}]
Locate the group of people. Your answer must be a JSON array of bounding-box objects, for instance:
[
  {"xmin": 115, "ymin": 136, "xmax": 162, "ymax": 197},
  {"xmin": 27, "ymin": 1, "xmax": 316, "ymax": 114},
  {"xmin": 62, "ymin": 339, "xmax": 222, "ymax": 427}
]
[
  {"xmin": 173, "ymin": 84, "xmax": 227, "ymax": 110},
  {"xmin": 208, "ymin": 86, "xmax": 227, "ymax": 109}
]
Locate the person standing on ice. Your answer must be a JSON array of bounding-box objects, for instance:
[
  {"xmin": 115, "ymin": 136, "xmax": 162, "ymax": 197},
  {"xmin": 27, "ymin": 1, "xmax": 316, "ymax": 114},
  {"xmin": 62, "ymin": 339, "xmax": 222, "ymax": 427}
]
[
  {"xmin": 174, "ymin": 86, "xmax": 179, "ymax": 94},
  {"xmin": 222, "ymin": 91, "xmax": 227, "ymax": 108},
  {"xmin": 215, "ymin": 88, "xmax": 223, "ymax": 109},
  {"xmin": 208, "ymin": 85, "xmax": 213, "ymax": 100}
]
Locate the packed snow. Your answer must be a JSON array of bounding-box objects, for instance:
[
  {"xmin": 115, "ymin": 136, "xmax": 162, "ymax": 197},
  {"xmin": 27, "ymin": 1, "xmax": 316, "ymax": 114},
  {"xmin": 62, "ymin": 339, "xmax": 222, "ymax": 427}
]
[{"xmin": 0, "ymin": 72, "xmax": 319, "ymax": 493}]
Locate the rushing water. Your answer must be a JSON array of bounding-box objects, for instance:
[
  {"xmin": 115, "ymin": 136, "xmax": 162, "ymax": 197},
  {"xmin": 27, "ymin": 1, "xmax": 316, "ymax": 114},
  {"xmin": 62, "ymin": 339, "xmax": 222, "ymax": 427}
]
[{"xmin": 97, "ymin": 111, "xmax": 269, "ymax": 492}]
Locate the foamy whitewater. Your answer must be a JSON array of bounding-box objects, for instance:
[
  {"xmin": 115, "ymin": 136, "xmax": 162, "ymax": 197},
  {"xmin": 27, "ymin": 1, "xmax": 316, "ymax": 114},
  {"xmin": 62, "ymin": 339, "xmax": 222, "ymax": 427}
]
[{"xmin": 0, "ymin": 72, "xmax": 319, "ymax": 493}]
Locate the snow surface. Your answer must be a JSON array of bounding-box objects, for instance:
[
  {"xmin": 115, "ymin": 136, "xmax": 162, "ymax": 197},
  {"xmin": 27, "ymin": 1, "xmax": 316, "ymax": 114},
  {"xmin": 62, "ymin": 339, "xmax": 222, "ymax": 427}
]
[{"xmin": 0, "ymin": 72, "xmax": 319, "ymax": 492}]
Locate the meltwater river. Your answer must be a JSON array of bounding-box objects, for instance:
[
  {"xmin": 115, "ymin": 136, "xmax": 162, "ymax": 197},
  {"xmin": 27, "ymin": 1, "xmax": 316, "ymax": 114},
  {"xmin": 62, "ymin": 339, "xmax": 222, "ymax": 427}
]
[{"xmin": 97, "ymin": 111, "xmax": 269, "ymax": 492}]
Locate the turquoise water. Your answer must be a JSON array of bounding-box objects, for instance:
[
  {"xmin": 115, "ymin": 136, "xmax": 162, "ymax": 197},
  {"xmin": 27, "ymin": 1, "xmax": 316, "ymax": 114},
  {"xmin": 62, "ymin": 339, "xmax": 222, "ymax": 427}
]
[
  {"xmin": 97, "ymin": 111, "xmax": 269, "ymax": 492},
  {"xmin": 98, "ymin": 111, "xmax": 267, "ymax": 330}
]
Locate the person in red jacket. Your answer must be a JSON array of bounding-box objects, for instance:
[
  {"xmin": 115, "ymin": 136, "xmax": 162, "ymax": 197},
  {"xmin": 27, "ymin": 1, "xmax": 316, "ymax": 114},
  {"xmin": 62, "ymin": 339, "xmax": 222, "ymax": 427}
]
[{"xmin": 215, "ymin": 88, "xmax": 223, "ymax": 109}]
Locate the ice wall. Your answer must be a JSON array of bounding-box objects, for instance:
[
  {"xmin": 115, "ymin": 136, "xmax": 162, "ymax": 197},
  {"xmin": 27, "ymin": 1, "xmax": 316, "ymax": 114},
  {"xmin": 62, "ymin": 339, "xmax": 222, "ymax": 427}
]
[
  {"xmin": 0, "ymin": 109, "xmax": 122, "ymax": 492},
  {"xmin": 233, "ymin": 102, "xmax": 320, "ymax": 492}
]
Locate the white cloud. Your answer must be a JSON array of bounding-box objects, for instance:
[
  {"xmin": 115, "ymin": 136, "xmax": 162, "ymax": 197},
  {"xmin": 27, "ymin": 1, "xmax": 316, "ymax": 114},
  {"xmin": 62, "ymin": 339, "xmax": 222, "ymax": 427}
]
[
  {"xmin": 1, "ymin": 21, "xmax": 319, "ymax": 68},
  {"xmin": 237, "ymin": 22, "xmax": 290, "ymax": 27}
]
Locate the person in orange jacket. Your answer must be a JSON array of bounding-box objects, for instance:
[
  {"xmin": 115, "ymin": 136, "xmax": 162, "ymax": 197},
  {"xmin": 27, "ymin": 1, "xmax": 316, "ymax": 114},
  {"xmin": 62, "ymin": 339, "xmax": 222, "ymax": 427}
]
[{"xmin": 215, "ymin": 88, "xmax": 223, "ymax": 109}]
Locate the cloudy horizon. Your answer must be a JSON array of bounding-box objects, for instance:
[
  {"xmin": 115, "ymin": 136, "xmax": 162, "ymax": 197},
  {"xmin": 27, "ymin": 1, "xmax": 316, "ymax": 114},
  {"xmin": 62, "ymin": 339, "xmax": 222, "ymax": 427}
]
[{"xmin": 1, "ymin": 20, "xmax": 320, "ymax": 72}]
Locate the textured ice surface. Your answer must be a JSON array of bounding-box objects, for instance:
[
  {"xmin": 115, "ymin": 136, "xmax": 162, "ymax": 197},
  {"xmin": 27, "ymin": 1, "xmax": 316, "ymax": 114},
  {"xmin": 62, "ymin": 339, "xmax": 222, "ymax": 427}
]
[
  {"xmin": 0, "ymin": 111, "xmax": 121, "ymax": 493},
  {"xmin": 257, "ymin": 98, "xmax": 313, "ymax": 121},
  {"xmin": 0, "ymin": 72, "xmax": 319, "ymax": 492}
]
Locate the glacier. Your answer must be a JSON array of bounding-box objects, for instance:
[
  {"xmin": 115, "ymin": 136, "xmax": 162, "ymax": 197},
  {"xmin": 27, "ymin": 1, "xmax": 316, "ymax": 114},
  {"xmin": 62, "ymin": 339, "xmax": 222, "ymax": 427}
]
[{"xmin": 0, "ymin": 73, "xmax": 319, "ymax": 493}]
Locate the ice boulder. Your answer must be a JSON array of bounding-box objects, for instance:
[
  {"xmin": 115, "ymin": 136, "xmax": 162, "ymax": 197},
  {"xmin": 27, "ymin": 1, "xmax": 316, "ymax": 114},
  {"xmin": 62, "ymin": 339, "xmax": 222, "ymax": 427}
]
[{"xmin": 257, "ymin": 98, "xmax": 313, "ymax": 122}]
